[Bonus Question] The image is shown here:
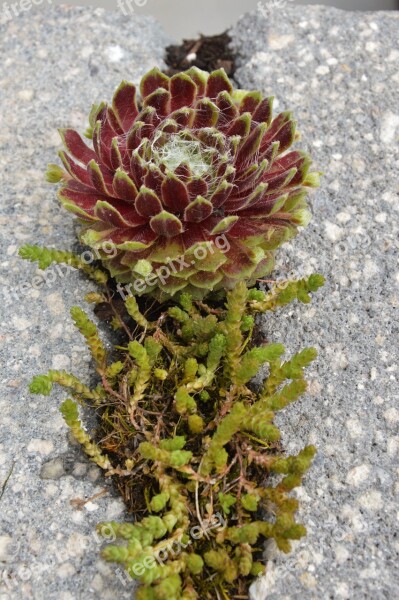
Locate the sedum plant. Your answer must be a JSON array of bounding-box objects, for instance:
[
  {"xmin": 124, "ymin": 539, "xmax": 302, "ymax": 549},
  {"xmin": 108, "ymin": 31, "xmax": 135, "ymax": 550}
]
[
  {"xmin": 29, "ymin": 272, "xmax": 324, "ymax": 600},
  {"xmin": 45, "ymin": 67, "xmax": 320, "ymax": 299}
]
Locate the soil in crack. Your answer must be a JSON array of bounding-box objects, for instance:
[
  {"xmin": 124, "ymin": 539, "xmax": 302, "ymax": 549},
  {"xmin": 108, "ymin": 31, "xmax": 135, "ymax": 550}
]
[{"xmin": 165, "ymin": 31, "xmax": 236, "ymax": 79}]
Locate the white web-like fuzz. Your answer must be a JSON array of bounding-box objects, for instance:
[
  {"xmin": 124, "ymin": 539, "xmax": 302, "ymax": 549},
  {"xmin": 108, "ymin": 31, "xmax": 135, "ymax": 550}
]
[{"xmin": 151, "ymin": 132, "xmax": 217, "ymax": 179}]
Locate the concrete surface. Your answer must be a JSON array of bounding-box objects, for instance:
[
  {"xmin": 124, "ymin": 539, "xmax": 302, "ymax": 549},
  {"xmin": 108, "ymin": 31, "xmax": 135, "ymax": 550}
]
[{"xmin": 230, "ymin": 5, "xmax": 399, "ymax": 600}]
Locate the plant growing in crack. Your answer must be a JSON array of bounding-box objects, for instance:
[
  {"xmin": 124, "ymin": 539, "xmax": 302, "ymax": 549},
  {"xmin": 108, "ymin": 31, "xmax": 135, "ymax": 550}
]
[{"xmin": 20, "ymin": 67, "xmax": 323, "ymax": 600}]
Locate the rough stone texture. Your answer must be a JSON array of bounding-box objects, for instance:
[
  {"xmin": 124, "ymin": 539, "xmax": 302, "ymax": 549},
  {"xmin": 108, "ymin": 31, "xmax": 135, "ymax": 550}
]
[
  {"xmin": 231, "ymin": 6, "xmax": 399, "ymax": 600},
  {"xmin": 0, "ymin": 6, "xmax": 170, "ymax": 599}
]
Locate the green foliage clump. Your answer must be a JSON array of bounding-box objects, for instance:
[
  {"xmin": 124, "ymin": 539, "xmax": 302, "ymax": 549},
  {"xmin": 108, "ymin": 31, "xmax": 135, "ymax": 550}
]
[{"xmin": 28, "ymin": 274, "xmax": 323, "ymax": 599}]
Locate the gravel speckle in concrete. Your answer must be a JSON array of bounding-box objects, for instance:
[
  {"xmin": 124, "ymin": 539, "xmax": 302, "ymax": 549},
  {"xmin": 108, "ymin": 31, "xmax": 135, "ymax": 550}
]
[{"xmin": 231, "ymin": 5, "xmax": 399, "ymax": 600}]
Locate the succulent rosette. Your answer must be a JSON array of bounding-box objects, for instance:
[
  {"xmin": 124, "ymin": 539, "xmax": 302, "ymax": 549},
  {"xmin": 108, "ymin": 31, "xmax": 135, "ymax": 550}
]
[{"xmin": 49, "ymin": 67, "xmax": 319, "ymax": 299}]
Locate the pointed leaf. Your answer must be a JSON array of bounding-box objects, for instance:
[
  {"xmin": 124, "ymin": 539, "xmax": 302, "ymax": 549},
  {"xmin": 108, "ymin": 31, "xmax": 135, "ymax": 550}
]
[
  {"xmin": 208, "ymin": 215, "xmax": 239, "ymax": 235},
  {"xmin": 144, "ymin": 165, "xmax": 164, "ymax": 196},
  {"xmin": 87, "ymin": 160, "xmax": 111, "ymax": 196},
  {"xmin": 98, "ymin": 114, "xmax": 117, "ymax": 169},
  {"xmin": 260, "ymin": 112, "xmax": 296, "ymax": 155},
  {"xmin": 206, "ymin": 68, "xmax": 233, "ymax": 99},
  {"xmin": 135, "ymin": 186, "xmax": 163, "ymax": 217},
  {"xmin": 110, "ymin": 138, "xmax": 124, "ymax": 170},
  {"xmin": 94, "ymin": 200, "xmax": 145, "ymax": 228},
  {"xmin": 59, "ymin": 129, "xmax": 97, "ymax": 165},
  {"xmin": 253, "ymin": 97, "xmax": 274, "ymax": 125},
  {"xmin": 170, "ymin": 73, "xmax": 197, "ymax": 112},
  {"xmin": 235, "ymin": 160, "xmax": 268, "ymax": 194},
  {"xmin": 58, "ymin": 186, "xmax": 103, "ymax": 220},
  {"xmin": 216, "ymin": 91, "xmax": 239, "ymax": 129},
  {"xmin": 210, "ymin": 180, "xmax": 234, "ymax": 208},
  {"xmin": 193, "ymin": 99, "xmax": 218, "ymax": 128},
  {"xmin": 112, "ymin": 80, "xmax": 138, "ymax": 132},
  {"xmin": 161, "ymin": 173, "xmax": 190, "ymax": 213},
  {"xmin": 239, "ymin": 91, "xmax": 263, "ymax": 114},
  {"xmin": 187, "ymin": 177, "xmax": 208, "ymax": 199},
  {"xmin": 226, "ymin": 182, "xmax": 268, "ymax": 212},
  {"xmin": 130, "ymin": 150, "xmax": 148, "ymax": 187},
  {"xmin": 185, "ymin": 66, "xmax": 208, "ymax": 97},
  {"xmin": 143, "ymin": 88, "xmax": 171, "ymax": 118},
  {"xmin": 169, "ymin": 107, "xmax": 194, "ymax": 128},
  {"xmin": 236, "ymin": 123, "xmax": 268, "ymax": 165},
  {"xmin": 140, "ymin": 67, "xmax": 170, "ymax": 99},
  {"xmin": 92, "ymin": 120, "xmax": 113, "ymax": 171},
  {"xmin": 184, "ymin": 196, "xmax": 213, "ymax": 223},
  {"xmin": 58, "ymin": 150, "xmax": 93, "ymax": 188},
  {"xmin": 226, "ymin": 113, "xmax": 252, "ymax": 137},
  {"xmin": 264, "ymin": 168, "xmax": 297, "ymax": 194},
  {"xmin": 113, "ymin": 169, "xmax": 138, "ymax": 202},
  {"xmin": 150, "ymin": 211, "xmax": 184, "ymax": 237}
]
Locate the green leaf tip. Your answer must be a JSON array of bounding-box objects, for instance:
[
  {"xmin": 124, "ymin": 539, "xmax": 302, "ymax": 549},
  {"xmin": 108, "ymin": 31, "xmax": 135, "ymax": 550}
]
[{"xmin": 29, "ymin": 375, "xmax": 52, "ymax": 395}]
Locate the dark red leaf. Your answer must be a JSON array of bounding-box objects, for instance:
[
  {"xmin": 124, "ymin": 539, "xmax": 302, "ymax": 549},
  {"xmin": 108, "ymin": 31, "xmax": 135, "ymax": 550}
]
[
  {"xmin": 135, "ymin": 187, "xmax": 163, "ymax": 218},
  {"xmin": 188, "ymin": 178, "xmax": 208, "ymax": 200},
  {"xmin": 216, "ymin": 91, "xmax": 239, "ymax": 130},
  {"xmin": 59, "ymin": 151, "xmax": 93, "ymax": 188},
  {"xmin": 169, "ymin": 107, "xmax": 194, "ymax": 128},
  {"xmin": 115, "ymin": 226, "xmax": 158, "ymax": 250},
  {"xmin": 263, "ymin": 168, "xmax": 297, "ymax": 194},
  {"xmin": 161, "ymin": 174, "xmax": 190, "ymax": 213},
  {"xmin": 236, "ymin": 123, "xmax": 268, "ymax": 166},
  {"xmin": 170, "ymin": 73, "xmax": 197, "ymax": 112},
  {"xmin": 113, "ymin": 170, "xmax": 139, "ymax": 203},
  {"xmin": 239, "ymin": 91, "xmax": 263, "ymax": 115},
  {"xmin": 140, "ymin": 67, "xmax": 170, "ymax": 99},
  {"xmin": 150, "ymin": 211, "xmax": 184, "ymax": 237},
  {"xmin": 58, "ymin": 185, "xmax": 106, "ymax": 219},
  {"xmin": 59, "ymin": 129, "xmax": 97, "ymax": 165},
  {"xmin": 112, "ymin": 81, "xmax": 139, "ymax": 132},
  {"xmin": 225, "ymin": 183, "xmax": 268, "ymax": 212},
  {"xmin": 144, "ymin": 166, "xmax": 164, "ymax": 196},
  {"xmin": 210, "ymin": 181, "xmax": 234, "ymax": 208},
  {"xmin": 192, "ymin": 99, "xmax": 218, "ymax": 129},
  {"xmin": 94, "ymin": 200, "xmax": 145, "ymax": 228},
  {"xmin": 143, "ymin": 89, "xmax": 171, "ymax": 119},
  {"xmin": 252, "ymin": 97, "xmax": 274, "ymax": 125},
  {"xmin": 185, "ymin": 66, "xmax": 208, "ymax": 97},
  {"xmin": 260, "ymin": 112, "xmax": 296, "ymax": 156},
  {"xmin": 226, "ymin": 113, "xmax": 251, "ymax": 137},
  {"xmin": 130, "ymin": 151, "xmax": 148, "ymax": 188},
  {"xmin": 181, "ymin": 223, "xmax": 207, "ymax": 251},
  {"xmin": 106, "ymin": 107, "xmax": 124, "ymax": 136},
  {"xmin": 184, "ymin": 197, "xmax": 213, "ymax": 223},
  {"xmin": 206, "ymin": 69, "xmax": 233, "ymax": 99},
  {"xmin": 174, "ymin": 163, "xmax": 191, "ymax": 180},
  {"xmin": 87, "ymin": 160, "xmax": 115, "ymax": 196}
]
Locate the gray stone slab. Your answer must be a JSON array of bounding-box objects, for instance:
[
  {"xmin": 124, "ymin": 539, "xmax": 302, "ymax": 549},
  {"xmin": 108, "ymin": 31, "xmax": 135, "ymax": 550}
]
[
  {"xmin": 230, "ymin": 5, "xmax": 399, "ymax": 600},
  {"xmin": 0, "ymin": 6, "xmax": 171, "ymax": 599}
]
